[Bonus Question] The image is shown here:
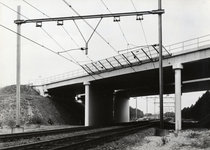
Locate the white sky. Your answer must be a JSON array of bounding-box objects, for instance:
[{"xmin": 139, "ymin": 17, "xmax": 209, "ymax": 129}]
[
  {"xmin": 129, "ymin": 91, "xmax": 205, "ymax": 114},
  {"xmin": 0, "ymin": 0, "xmax": 210, "ymax": 112}
]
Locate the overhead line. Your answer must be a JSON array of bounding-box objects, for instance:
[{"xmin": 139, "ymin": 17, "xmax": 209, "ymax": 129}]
[
  {"xmin": 100, "ymin": 0, "xmax": 137, "ymax": 72},
  {"xmin": 22, "ymin": 0, "xmax": 98, "ymax": 79},
  {"xmin": 22, "ymin": 0, "xmax": 79, "ymax": 64},
  {"xmin": 23, "ymin": 0, "xmax": 82, "ymax": 50},
  {"xmin": 62, "ymin": 0, "xmax": 119, "ymax": 54},
  {"xmin": 23, "ymin": 0, "xmax": 51, "ymax": 18},
  {"xmin": 0, "ymin": 23, "xmax": 76, "ymax": 64},
  {"xmin": 130, "ymin": 0, "xmax": 155, "ymax": 68},
  {"xmin": 101, "ymin": 0, "xmax": 130, "ymax": 47},
  {"xmin": 0, "ymin": 1, "xmax": 90, "ymax": 68},
  {"xmin": 0, "ymin": 1, "xmax": 28, "ymax": 19},
  {"xmin": 61, "ymin": 26, "xmax": 80, "ymax": 47},
  {"xmin": 23, "ymin": 0, "xmax": 94, "ymax": 63}
]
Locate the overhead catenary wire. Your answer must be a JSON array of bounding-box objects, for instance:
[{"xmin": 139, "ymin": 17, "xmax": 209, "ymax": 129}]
[
  {"xmin": 22, "ymin": 0, "xmax": 79, "ymax": 64},
  {"xmin": 0, "ymin": 1, "xmax": 75, "ymax": 64},
  {"xmin": 23, "ymin": 0, "xmax": 83, "ymax": 50},
  {"xmin": 61, "ymin": 26, "xmax": 91, "ymax": 61},
  {"xmin": 130, "ymin": 0, "xmax": 155, "ymax": 68},
  {"xmin": 101, "ymin": 0, "xmax": 130, "ymax": 47},
  {"xmin": 63, "ymin": 0, "xmax": 119, "ymax": 54},
  {"xmin": 100, "ymin": 0, "xmax": 138, "ymax": 72},
  {"xmin": 0, "ymin": 1, "xmax": 28, "ymax": 19},
  {"xmin": 1, "ymin": 0, "xmax": 76, "ymax": 63},
  {"xmin": 23, "ymin": 0, "xmax": 94, "ymax": 63},
  {"xmin": 21, "ymin": 0, "xmax": 100, "ymax": 79},
  {"xmin": 61, "ymin": 26, "xmax": 80, "ymax": 47},
  {"xmin": 0, "ymin": 23, "xmax": 77, "ymax": 64},
  {"xmin": 23, "ymin": 0, "xmax": 51, "ymax": 18},
  {"xmin": 1, "ymin": 0, "xmax": 70, "ymax": 60},
  {"xmin": 0, "ymin": 1, "xmax": 98, "ymax": 80}
]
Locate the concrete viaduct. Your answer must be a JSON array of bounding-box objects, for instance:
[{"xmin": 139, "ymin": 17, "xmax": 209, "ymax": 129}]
[{"xmin": 42, "ymin": 36, "xmax": 210, "ymax": 130}]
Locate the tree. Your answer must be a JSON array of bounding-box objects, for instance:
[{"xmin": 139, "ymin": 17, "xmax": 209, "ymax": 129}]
[{"xmin": 129, "ymin": 106, "xmax": 144, "ymax": 121}]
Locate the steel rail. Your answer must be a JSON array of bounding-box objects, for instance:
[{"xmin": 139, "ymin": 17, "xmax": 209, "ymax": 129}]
[
  {"xmin": 0, "ymin": 121, "xmax": 158, "ymax": 150},
  {"xmin": 0, "ymin": 121, "xmax": 150, "ymax": 142},
  {"xmin": 0, "ymin": 126, "xmax": 96, "ymax": 142},
  {"xmin": 51, "ymin": 121, "xmax": 158, "ymax": 150}
]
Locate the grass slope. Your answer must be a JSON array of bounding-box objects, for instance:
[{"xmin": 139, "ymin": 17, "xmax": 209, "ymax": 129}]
[{"xmin": 0, "ymin": 85, "xmax": 76, "ymax": 127}]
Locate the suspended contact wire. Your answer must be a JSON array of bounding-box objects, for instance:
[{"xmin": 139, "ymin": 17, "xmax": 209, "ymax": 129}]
[
  {"xmin": 23, "ymin": 0, "xmax": 94, "ymax": 64},
  {"xmin": 0, "ymin": 1, "xmax": 28, "ymax": 19},
  {"xmin": 24, "ymin": 0, "xmax": 81, "ymax": 49},
  {"xmin": 0, "ymin": 0, "xmax": 96, "ymax": 80},
  {"xmin": 22, "ymin": 0, "xmax": 98, "ymax": 79},
  {"xmin": 130, "ymin": 0, "xmax": 155, "ymax": 68},
  {"xmin": 22, "ymin": 0, "xmax": 79, "ymax": 64},
  {"xmin": 0, "ymin": 1, "xmax": 75, "ymax": 63},
  {"xmin": 100, "ymin": 0, "xmax": 137, "ymax": 72},
  {"xmin": 23, "ymin": 0, "xmax": 51, "ymax": 18},
  {"xmin": 101, "ymin": 0, "xmax": 130, "ymax": 47},
  {"xmin": 63, "ymin": 0, "xmax": 119, "ymax": 54},
  {"xmin": 0, "ymin": 23, "xmax": 76, "ymax": 64},
  {"xmin": 62, "ymin": 26, "xmax": 80, "ymax": 47}
]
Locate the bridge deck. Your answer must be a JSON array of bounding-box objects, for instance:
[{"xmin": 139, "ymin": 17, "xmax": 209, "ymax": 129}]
[{"xmin": 30, "ymin": 34, "xmax": 210, "ymax": 86}]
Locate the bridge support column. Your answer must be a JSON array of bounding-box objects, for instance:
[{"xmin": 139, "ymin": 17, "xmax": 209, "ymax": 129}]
[
  {"xmin": 84, "ymin": 81, "xmax": 90, "ymax": 126},
  {"xmin": 173, "ymin": 64, "xmax": 183, "ymax": 130},
  {"xmin": 84, "ymin": 82, "xmax": 113, "ymax": 126},
  {"xmin": 114, "ymin": 92, "xmax": 130, "ymax": 123}
]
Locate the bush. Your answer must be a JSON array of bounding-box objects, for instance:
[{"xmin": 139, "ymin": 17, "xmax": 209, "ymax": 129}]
[
  {"xmin": 7, "ymin": 120, "xmax": 16, "ymax": 128},
  {"xmin": 30, "ymin": 115, "xmax": 42, "ymax": 125}
]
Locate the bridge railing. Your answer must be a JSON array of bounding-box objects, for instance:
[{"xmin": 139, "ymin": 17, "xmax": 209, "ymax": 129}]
[
  {"xmin": 29, "ymin": 34, "xmax": 210, "ymax": 86},
  {"xmin": 29, "ymin": 69, "xmax": 88, "ymax": 86},
  {"xmin": 164, "ymin": 34, "xmax": 210, "ymax": 53},
  {"xmin": 42, "ymin": 69, "xmax": 88, "ymax": 84}
]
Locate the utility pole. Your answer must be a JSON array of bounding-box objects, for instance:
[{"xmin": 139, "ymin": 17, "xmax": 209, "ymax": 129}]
[
  {"xmin": 135, "ymin": 97, "xmax": 137, "ymax": 119},
  {"xmin": 158, "ymin": 0, "xmax": 164, "ymax": 129},
  {"xmin": 16, "ymin": 5, "xmax": 21, "ymax": 127},
  {"xmin": 146, "ymin": 97, "xmax": 148, "ymax": 115}
]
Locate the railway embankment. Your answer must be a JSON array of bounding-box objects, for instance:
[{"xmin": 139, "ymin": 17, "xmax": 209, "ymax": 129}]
[{"xmin": 0, "ymin": 85, "xmax": 77, "ymax": 130}]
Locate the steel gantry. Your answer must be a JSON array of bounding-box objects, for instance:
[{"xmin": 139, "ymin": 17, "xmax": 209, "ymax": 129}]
[{"xmin": 14, "ymin": 9, "xmax": 164, "ymax": 24}]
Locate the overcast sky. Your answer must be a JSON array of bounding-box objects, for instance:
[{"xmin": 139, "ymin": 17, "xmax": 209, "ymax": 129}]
[{"xmin": 0, "ymin": 0, "xmax": 210, "ymax": 112}]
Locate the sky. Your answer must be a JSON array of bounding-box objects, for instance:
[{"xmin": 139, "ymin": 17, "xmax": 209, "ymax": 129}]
[{"xmin": 0, "ymin": 0, "xmax": 210, "ymax": 113}]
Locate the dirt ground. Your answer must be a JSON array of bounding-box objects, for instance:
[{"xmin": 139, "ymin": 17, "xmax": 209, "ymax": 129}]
[
  {"xmin": 1, "ymin": 126, "xmax": 210, "ymax": 149},
  {"xmin": 131, "ymin": 128, "xmax": 210, "ymax": 150}
]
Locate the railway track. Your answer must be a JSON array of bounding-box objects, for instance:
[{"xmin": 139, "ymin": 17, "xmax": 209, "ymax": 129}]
[
  {"xmin": 0, "ymin": 126, "xmax": 96, "ymax": 142},
  {"xmin": 0, "ymin": 121, "xmax": 151, "ymax": 142},
  {"xmin": 0, "ymin": 121, "xmax": 158, "ymax": 150}
]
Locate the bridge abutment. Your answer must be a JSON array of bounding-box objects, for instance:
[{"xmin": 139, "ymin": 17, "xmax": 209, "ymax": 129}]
[
  {"xmin": 114, "ymin": 92, "xmax": 130, "ymax": 123},
  {"xmin": 173, "ymin": 63, "xmax": 183, "ymax": 130},
  {"xmin": 84, "ymin": 82, "xmax": 113, "ymax": 126}
]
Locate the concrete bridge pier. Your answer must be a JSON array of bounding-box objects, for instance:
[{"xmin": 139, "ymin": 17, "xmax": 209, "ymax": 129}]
[
  {"xmin": 173, "ymin": 64, "xmax": 183, "ymax": 130},
  {"xmin": 114, "ymin": 92, "xmax": 130, "ymax": 123},
  {"xmin": 84, "ymin": 81, "xmax": 113, "ymax": 126}
]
